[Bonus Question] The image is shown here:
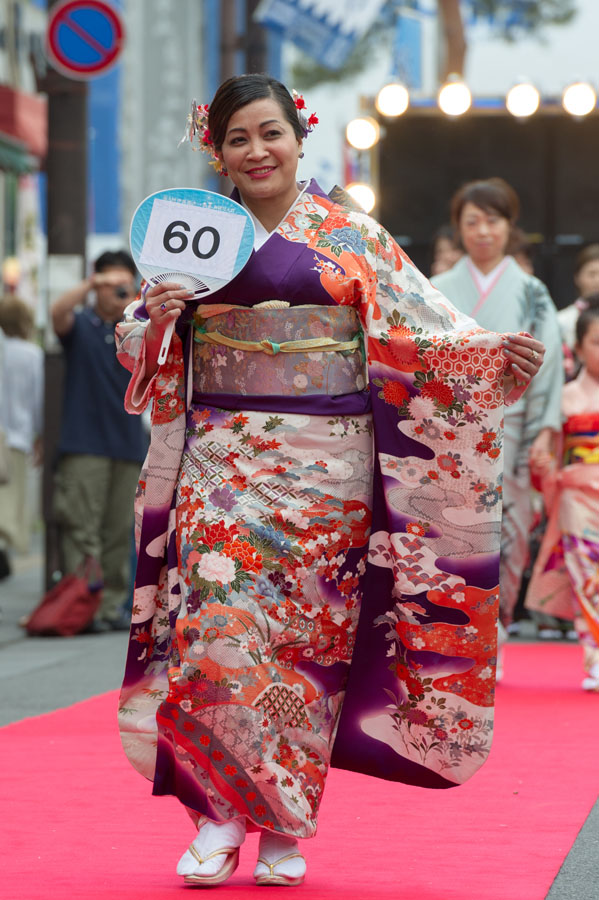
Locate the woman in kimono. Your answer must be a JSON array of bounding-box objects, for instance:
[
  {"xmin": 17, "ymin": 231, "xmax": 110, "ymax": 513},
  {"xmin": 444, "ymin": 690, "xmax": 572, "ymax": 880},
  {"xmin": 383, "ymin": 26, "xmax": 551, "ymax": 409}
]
[
  {"xmin": 526, "ymin": 306, "xmax": 599, "ymax": 690},
  {"xmin": 432, "ymin": 179, "xmax": 563, "ymax": 629},
  {"xmin": 116, "ymin": 77, "xmax": 545, "ymax": 887}
]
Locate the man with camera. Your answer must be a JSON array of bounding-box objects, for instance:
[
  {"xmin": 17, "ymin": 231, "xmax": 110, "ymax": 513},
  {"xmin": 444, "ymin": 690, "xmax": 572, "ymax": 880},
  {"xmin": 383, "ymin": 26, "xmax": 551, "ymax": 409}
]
[{"xmin": 50, "ymin": 251, "xmax": 147, "ymax": 632}]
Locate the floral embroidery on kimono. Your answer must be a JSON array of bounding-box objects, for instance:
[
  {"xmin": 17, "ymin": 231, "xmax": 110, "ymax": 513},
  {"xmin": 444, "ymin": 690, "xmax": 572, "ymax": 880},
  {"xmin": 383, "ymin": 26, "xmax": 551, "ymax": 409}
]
[{"xmin": 116, "ymin": 180, "xmax": 526, "ymax": 837}]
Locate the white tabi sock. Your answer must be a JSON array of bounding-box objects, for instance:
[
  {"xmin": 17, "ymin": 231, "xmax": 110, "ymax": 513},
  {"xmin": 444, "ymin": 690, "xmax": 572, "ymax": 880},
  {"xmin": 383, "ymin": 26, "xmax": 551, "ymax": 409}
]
[
  {"xmin": 176, "ymin": 816, "xmax": 246, "ymax": 878},
  {"xmin": 253, "ymin": 829, "xmax": 306, "ymax": 880}
]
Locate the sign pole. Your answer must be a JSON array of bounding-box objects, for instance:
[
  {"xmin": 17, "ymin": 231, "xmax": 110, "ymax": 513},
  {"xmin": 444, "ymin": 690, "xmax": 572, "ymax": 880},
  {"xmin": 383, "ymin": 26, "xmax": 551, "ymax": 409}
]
[{"xmin": 42, "ymin": 4, "xmax": 89, "ymax": 589}]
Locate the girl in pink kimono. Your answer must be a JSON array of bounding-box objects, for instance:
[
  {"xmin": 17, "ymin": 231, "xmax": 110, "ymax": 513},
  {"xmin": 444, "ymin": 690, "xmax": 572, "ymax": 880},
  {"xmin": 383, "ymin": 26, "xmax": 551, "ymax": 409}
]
[{"xmin": 526, "ymin": 306, "xmax": 599, "ymax": 690}]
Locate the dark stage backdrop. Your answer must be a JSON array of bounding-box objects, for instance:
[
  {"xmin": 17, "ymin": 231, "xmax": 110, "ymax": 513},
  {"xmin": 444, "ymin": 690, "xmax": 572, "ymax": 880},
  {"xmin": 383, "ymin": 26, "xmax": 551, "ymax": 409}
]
[{"xmin": 378, "ymin": 112, "xmax": 599, "ymax": 307}]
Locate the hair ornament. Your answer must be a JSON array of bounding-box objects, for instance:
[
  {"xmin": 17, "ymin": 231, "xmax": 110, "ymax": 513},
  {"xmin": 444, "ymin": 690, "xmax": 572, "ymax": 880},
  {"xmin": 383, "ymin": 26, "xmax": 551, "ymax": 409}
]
[
  {"xmin": 292, "ymin": 90, "xmax": 318, "ymax": 137},
  {"xmin": 179, "ymin": 99, "xmax": 227, "ymax": 175}
]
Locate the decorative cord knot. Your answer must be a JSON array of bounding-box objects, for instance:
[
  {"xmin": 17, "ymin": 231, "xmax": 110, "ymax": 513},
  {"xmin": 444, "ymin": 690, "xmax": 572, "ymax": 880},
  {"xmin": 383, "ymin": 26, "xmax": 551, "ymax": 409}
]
[{"xmin": 259, "ymin": 339, "xmax": 281, "ymax": 355}]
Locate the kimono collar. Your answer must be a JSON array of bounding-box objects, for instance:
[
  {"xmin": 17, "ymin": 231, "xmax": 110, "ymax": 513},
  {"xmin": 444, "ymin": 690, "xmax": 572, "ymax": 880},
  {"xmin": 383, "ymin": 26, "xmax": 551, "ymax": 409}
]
[
  {"xmin": 466, "ymin": 256, "xmax": 512, "ymax": 317},
  {"xmin": 237, "ymin": 181, "xmax": 311, "ymax": 250},
  {"xmin": 563, "ymin": 367, "xmax": 599, "ymax": 417},
  {"xmin": 575, "ymin": 367, "xmax": 599, "ymax": 407}
]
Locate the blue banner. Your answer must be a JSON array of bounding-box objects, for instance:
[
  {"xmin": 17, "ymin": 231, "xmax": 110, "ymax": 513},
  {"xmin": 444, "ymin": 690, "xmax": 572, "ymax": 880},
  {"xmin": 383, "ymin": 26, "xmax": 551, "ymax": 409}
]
[
  {"xmin": 392, "ymin": 12, "xmax": 422, "ymax": 89},
  {"xmin": 254, "ymin": 0, "xmax": 386, "ymax": 69}
]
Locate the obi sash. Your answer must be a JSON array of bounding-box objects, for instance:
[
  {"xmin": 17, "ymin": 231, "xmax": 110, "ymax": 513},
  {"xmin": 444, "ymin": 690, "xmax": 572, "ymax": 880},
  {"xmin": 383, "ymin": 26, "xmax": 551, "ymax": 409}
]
[
  {"xmin": 191, "ymin": 304, "xmax": 370, "ymax": 414},
  {"xmin": 563, "ymin": 412, "xmax": 599, "ymax": 466}
]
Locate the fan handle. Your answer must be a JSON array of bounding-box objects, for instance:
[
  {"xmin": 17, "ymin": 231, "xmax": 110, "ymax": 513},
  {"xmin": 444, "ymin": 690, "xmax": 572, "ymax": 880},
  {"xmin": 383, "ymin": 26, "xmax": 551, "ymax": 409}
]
[{"xmin": 158, "ymin": 320, "xmax": 175, "ymax": 365}]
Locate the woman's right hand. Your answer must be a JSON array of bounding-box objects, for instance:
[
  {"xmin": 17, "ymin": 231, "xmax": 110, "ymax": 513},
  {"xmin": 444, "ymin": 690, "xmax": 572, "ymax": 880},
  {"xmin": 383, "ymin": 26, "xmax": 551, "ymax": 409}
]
[{"xmin": 145, "ymin": 281, "xmax": 194, "ymax": 334}]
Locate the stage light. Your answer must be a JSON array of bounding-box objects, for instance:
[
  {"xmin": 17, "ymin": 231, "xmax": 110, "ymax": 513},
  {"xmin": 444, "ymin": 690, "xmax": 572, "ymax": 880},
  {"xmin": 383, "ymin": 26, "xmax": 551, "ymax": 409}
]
[
  {"xmin": 375, "ymin": 82, "xmax": 409, "ymax": 117},
  {"xmin": 345, "ymin": 117, "xmax": 380, "ymax": 150},
  {"xmin": 2, "ymin": 256, "xmax": 19, "ymax": 288},
  {"xmin": 506, "ymin": 82, "xmax": 540, "ymax": 118},
  {"xmin": 438, "ymin": 75, "xmax": 471, "ymax": 117},
  {"xmin": 346, "ymin": 183, "xmax": 376, "ymax": 213},
  {"xmin": 562, "ymin": 81, "xmax": 596, "ymax": 117}
]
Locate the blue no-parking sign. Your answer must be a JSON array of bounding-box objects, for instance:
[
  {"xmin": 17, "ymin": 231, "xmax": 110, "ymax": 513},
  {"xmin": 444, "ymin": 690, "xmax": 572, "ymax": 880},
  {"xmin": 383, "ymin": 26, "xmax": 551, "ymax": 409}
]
[{"xmin": 46, "ymin": 0, "xmax": 125, "ymax": 80}]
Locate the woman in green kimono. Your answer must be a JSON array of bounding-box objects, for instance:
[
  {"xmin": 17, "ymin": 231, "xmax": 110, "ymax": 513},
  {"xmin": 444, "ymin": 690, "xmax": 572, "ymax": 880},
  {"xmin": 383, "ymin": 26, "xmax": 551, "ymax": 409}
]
[{"xmin": 433, "ymin": 178, "xmax": 563, "ymax": 628}]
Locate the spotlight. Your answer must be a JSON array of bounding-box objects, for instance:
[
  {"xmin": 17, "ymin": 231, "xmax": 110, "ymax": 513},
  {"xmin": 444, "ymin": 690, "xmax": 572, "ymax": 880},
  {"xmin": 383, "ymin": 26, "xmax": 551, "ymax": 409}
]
[
  {"xmin": 345, "ymin": 183, "xmax": 376, "ymax": 213},
  {"xmin": 2, "ymin": 256, "xmax": 19, "ymax": 288},
  {"xmin": 345, "ymin": 117, "xmax": 380, "ymax": 150},
  {"xmin": 562, "ymin": 81, "xmax": 596, "ymax": 117},
  {"xmin": 506, "ymin": 82, "xmax": 540, "ymax": 118},
  {"xmin": 438, "ymin": 75, "xmax": 471, "ymax": 117},
  {"xmin": 375, "ymin": 83, "xmax": 409, "ymax": 118}
]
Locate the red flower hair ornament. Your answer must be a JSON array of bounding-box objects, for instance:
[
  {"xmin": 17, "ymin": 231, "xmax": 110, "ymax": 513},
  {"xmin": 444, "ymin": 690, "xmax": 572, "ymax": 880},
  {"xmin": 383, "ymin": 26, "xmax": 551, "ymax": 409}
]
[
  {"xmin": 292, "ymin": 90, "xmax": 319, "ymax": 136},
  {"xmin": 179, "ymin": 91, "xmax": 318, "ymax": 175}
]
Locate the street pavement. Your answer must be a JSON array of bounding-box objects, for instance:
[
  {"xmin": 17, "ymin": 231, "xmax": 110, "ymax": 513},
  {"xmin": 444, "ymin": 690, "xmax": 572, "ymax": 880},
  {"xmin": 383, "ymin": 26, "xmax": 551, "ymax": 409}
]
[
  {"xmin": 0, "ymin": 545, "xmax": 596, "ymax": 898},
  {"xmin": 0, "ymin": 541, "xmax": 128, "ymax": 727}
]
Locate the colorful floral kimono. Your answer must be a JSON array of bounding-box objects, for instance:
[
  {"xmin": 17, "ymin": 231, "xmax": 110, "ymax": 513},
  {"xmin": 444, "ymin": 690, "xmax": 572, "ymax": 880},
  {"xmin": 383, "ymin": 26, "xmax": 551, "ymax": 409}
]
[
  {"xmin": 525, "ymin": 368, "xmax": 599, "ymax": 674},
  {"xmin": 117, "ymin": 181, "xmax": 527, "ymax": 838},
  {"xmin": 433, "ymin": 256, "xmax": 563, "ymax": 623}
]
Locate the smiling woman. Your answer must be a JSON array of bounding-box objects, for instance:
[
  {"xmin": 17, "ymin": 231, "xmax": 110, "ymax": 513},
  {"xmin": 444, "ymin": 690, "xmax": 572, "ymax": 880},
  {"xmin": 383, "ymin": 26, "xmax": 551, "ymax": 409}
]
[
  {"xmin": 207, "ymin": 79, "xmax": 306, "ymax": 234},
  {"xmin": 115, "ymin": 76, "xmax": 547, "ymax": 891},
  {"xmin": 216, "ymin": 97, "xmax": 303, "ymax": 231}
]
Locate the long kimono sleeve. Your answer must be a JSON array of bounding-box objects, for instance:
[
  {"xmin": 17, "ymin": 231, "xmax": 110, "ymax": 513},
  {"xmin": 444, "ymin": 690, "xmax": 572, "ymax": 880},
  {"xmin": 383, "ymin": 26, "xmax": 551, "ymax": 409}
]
[
  {"xmin": 333, "ymin": 219, "xmax": 511, "ymax": 787},
  {"xmin": 520, "ymin": 279, "xmax": 563, "ymax": 444},
  {"xmin": 115, "ymin": 300, "xmax": 158, "ymax": 413}
]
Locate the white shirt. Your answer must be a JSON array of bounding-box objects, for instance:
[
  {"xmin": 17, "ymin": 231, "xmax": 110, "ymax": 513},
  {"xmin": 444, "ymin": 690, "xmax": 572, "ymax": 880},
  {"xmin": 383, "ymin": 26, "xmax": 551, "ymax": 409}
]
[{"xmin": 0, "ymin": 336, "xmax": 44, "ymax": 453}]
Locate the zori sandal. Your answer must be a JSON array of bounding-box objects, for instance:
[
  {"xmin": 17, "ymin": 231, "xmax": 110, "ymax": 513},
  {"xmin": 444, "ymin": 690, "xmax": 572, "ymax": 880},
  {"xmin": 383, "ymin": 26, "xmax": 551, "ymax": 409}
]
[
  {"xmin": 254, "ymin": 852, "xmax": 306, "ymax": 887},
  {"xmin": 182, "ymin": 845, "xmax": 240, "ymax": 886}
]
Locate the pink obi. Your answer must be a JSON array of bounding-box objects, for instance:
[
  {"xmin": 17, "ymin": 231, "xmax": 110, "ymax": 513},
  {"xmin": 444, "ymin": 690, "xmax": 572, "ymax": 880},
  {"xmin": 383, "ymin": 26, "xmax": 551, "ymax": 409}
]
[{"xmin": 192, "ymin": 304, "xmax": 366, "ymax": 397}]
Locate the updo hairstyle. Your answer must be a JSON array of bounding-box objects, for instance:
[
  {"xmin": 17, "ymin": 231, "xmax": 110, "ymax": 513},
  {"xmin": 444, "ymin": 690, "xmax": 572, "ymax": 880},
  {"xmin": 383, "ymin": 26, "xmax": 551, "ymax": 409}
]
[{"xmin": 208, "ymin": 74, "xmax": 304, "ymax": 151}]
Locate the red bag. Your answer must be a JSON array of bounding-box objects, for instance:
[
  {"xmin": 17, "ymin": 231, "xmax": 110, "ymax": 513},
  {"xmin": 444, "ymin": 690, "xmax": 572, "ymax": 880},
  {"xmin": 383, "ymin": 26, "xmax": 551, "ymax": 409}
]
[{"xmin": 26, "ymin": 558, "xmax": 103, "ymax": 637}]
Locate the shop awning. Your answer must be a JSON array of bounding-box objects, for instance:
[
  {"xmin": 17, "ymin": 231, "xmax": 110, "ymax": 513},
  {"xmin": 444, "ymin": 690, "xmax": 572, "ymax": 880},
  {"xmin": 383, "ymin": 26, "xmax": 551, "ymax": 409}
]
[{"xmin": 0, "ymin": 133, "xmax": 35, "ymax": 173}]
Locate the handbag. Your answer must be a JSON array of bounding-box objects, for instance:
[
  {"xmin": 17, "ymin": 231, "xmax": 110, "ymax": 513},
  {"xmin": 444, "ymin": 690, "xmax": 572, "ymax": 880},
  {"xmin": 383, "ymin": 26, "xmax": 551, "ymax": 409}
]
[{"xmin": 26, "ymin": 557, "xmax": 103, "ymax": 637}]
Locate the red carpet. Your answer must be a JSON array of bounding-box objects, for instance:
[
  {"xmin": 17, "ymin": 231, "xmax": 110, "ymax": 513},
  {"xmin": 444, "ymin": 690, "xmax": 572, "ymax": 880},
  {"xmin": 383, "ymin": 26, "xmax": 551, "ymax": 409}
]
[{"xmin": 2, "ymin": 642, "xmax": 598, "ymax": 899}]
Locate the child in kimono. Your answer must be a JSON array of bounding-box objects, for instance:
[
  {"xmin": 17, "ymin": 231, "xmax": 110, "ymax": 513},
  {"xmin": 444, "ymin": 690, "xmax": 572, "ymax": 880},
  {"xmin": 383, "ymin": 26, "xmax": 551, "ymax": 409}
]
[{"xmin": 526, "ymin": 306, "xmax": 599, "ymax": 690}]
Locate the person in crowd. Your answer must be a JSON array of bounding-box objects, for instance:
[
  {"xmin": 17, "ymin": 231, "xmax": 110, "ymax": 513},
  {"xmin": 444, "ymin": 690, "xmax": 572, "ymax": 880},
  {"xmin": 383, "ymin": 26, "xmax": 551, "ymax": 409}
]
[
  {"xmin": 432, "ymin": 178, "xmax": 563, "ymax": 632},
  {"xmin": 51, "ymin": 251, "xmax": 146, "ymax": 632},
  {"xmin": 511, "ymin": 227, "xmax": 535, "ymax": 276},
  {"xmin": 115, "ymin": 75, "xmax": 545, "ymax": 887},
  {"xmin": 430, "ymin": 223, "xmax": 462, "ymax": 276},
  {"xmin": 526, "ymin": 305, "xmax": 599, "ymax": 690},
  {"xmin": 558, "ymin": 243, "xmax": 599, "ymax": 352},
  {"xmin": 0, "ymin": 296, "xmax": 43, "ymax": 579}
]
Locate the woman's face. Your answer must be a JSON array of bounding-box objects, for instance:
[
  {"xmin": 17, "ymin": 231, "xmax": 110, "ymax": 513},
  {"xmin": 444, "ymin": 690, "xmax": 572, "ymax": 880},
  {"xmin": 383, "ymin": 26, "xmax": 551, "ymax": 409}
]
[
  {"xmin": 458, "ymin": 202, "xmax": 511, "ymax": 268},
  {"xmin": 574, "ymin": 260, "xmax": 599, "ymax": 298},
  {"xmin": 576, "ymin": 319, "xmax": 599, "ymax": 379},
  {"xmin": 217, "ymin": 97, "xmax": 302, "ymax": 208}
]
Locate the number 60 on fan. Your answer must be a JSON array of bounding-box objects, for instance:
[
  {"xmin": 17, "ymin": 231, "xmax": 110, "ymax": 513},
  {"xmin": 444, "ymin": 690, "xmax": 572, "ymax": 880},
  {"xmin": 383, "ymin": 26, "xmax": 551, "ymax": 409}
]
[{"xmin": 138, "ymin": 197, "xmax": 247, "ymax": 281}]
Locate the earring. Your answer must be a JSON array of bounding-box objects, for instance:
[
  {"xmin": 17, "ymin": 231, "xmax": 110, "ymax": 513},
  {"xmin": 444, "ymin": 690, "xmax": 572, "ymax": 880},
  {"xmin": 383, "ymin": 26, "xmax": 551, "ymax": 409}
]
[
  {"xmin": 221, "ymin": 166, "xmax": 228, "ymax": 176},
  {"xmin": 298, "ymin": 151, "xmax": 304, "ymax": 159}
]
